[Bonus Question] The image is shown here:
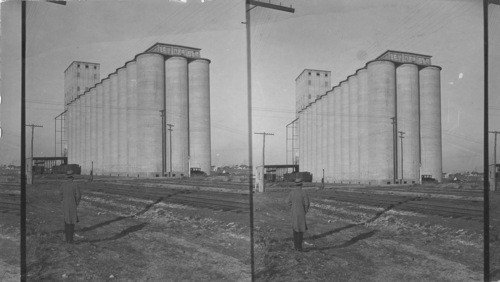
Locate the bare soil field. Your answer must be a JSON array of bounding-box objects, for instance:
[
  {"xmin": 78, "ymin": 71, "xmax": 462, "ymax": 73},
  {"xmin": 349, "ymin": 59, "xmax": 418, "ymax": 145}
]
[
  {"xmin": 253, "ymin": 182, "xmax": 499, "ymax": 281},
  {"xmin": 0, "ymin": 169, "xmax": 20, "ymax": 282},
  {"xmin": 25, "ymin": 176, "xmax": 252, "ymax": 281},
  {"xmin": 1, "ymin": 170, "xmax": 499, "ymax": 281}
]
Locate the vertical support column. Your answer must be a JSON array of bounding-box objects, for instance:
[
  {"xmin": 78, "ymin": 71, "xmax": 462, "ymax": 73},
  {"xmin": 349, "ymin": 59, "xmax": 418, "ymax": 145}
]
[
  {"xmin": 165, "ymin": 56, "xmax": 189, "ymax": 176},
  {"xmin": 96, "ymin": 83, "xmax": 103, "ymax": 175},
  {"xmin": 357, "ymin": 68, "xmax": 369, "ymax": 183},
  {"xmin": 340, "ymin": 81, "xmax": 350, "ymax": 182},
  {"xmin": 110, "ymin": 73, "xmax": 119, "ymax": 175},
  {"xmin": 126, "ymin": 61, "xmax": 138, "ymax": 175},
  {"xmin": 396, "ymin": 64, "xmax": 420, "ymax": 183},
  {"xmin": 117, "ymin": 67, "xmax": 128, "ymax": 176},
  {"xmin": 137, "ymin": 53, "xmax": 165, "ymax": 176},
  {"xmin": 77, "ymin": 96, "xmax": 83, "ymax": 171},
  {"xmin": 102, "ymin": 78, "xmax": 111, "ymax": 175},
  {"xmin": 188, "ymin": 59, "xmax": 211, "ymax": 175},
  {"xmin": 367, "ymin": 60, "xmax": 396, "ymax": 183},
  {"xmin": 316, "ymin": 99, "xmax": 323, "ymax": 182},
  {"xmin": 348, "ymin": 75, "xmax": 359, "ymax": 183},
  {"xmin": 420, "ymin": 66, "xmax": 442, "ymax": 182},
  {"xmin": 333, "ymin": 87, "xmax": 341, "ymax": 182}
]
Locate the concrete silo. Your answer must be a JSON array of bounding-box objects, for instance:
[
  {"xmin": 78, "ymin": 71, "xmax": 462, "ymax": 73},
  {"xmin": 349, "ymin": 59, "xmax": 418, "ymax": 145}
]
[
  {"xmin": 117, "ymin": 67, "xmax": 128, "ymax": 175},
  {"xmin": 298, "ymin": 110, "xmax": 304, "ymax": 173},
  {"xmin": 102, "ymin": 78, "xmax": 111, "ymax": 174},
  {"xmin": 78, "ymin": 96, "xmax": 85, "ymax": 172},
  {"xmin": 165, "ymin": 56, "xmax": 189, "ymax": 176},
  {"xmin": 356, "ymin": 68, "xmax": 369, "ymax": 183},
  {"xmin": 320, "ymin": 94, "xmax": 328, "ymax": 182},
  {"xmin": 62, "ymin": 44, "xmax": 211, "ymax": 178},
  {"xmin": 326, "ymin": 90, "xmax": 334, "ymax": 182},
  {"xmin": 367, "ymin": 60, "xmax": 396, "ymax": 183},
  {"xmin": 136, "ymin": 53, "xmax": 165, "ymax": 176},
  {"xmin": 396, "ymin": 64, "xmax": 420, "ymax": 183},
  {"xmin": 84, "ymin": 92, "xmax": 91, "ymax": 174},
  {"xmin": 303, "ymin": 106, "xmax": 310, "ymax": 174},
  {"xmin": 109, "ymin": 73, "xmax": 119, "ymax": 174},
  {"xmin": 333, "ymin": 86, "xmax": 341, "ymax": 182},
  {"xmin": 126, "ymin": 61, "xmax": 137, "ymax": 175},
  {"xmin": 89, "ymin": 88, "xmax": 97, "ymax": 174},
  {"xmin": 96, "ymin": 83, "xmax": 104, "ymax": 175},
  {"xmin": 420, "ymin": 66, "xmax": 442, "ymax": 182},
  {"xmin": 348, "ymin": 75, "xmax": 359, "ymax": 182},
  {"xmin": 67, "ymin": 102, "xmax": 74, "ymax": 164},
  {"xmin": 311, "ymin": 101, "xmax": 318, "ymax": 180},
  {"xmin": 188, "ymin": 59, "xmax": 211, "ymax": 175},
  {"xmin": 340, "ymin": 81, "xmax": 350, "ymax": 182}
]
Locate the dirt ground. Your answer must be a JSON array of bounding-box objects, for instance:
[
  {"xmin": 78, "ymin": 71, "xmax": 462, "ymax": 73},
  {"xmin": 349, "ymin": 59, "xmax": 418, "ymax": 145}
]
[
  {"xmin": 253, "ymin": 183, "xmax": 496, "ymax": 281},
  {"xmin": 25, "ymin": 177, "xmax": 251, "ymax": 281},
  {"xmin": 1, "ymin": 171, "xmax": 499, "ymax": 281}
]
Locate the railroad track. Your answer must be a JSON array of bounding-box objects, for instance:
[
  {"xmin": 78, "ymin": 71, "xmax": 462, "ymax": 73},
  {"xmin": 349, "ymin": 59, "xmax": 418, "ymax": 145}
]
[
  {"xmin": 317, "ymin": 191, "xmax": 483, "ymax": 221},
  {"xmin": 82, "ymin": 181, "xmax": 250, "ymax": 213}
]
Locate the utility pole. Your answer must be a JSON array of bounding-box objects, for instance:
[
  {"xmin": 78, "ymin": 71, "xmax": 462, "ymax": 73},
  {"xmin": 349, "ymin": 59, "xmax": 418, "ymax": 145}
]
[
  {"xmin": 160, "ymin": 110, "xmax": 166, "ymax": 176},
  {"xmin": 398, "ymin": 131, "xmax": 405, "ymax": 183},
  {"xmin": 26, "ymin": 124, "xmax": 43, "ymax": 184},
  {"xmin": 391, "ymin": 117, "xmax": 397, "ymax": 183},
  {"xmin": 167, "ymin": 124, "xmax": 174, "ymax": 177},
  {"xmin": 254, "ymin": 132, "xmax": 274, "ymax": 192},
  {"xmin": 489, "ymin": 131, "xmax": 499, "ymax": 191},
  {"xmin": 245, "ymin": 2, "xmax": 294, "ymax": 280}
]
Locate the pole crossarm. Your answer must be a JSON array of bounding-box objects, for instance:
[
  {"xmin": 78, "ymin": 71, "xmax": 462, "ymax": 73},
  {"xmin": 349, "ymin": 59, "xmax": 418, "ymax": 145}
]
[{"xmin": 247, "ymin": 0, "xmax": 295, "ymax": 13}]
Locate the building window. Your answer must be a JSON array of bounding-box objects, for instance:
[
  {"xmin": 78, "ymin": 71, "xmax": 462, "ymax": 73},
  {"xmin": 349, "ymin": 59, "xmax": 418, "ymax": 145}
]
[
  {"xmin": 316, "ymin": 72, "xmax": 320, "ymax": 76},
  {"xmin": 308, "ymin": 72, "xmax": 311, "ymax": 76},
  {"xmin": 77, "ymin": 72, "xmax": 80, "ymax": 77},
  {"xmin": 85, "ymin": 65, "xmax": 89, "ymax": 69},
  {"xmin": 94, "ymin": 66, "xmax": 97, "ymax": 70},
  {"xmin": 325, "ymin": 74, "xmax": 328, "ymax": 77},
  {"xmin": 77, "ymin": 64, "xmax": 80, "ymax": 68}
]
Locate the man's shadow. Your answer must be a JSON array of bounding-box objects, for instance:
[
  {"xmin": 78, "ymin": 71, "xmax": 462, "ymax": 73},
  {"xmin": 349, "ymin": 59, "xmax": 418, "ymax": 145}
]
[{"xmin": 284, "ymin": 196, "xmax": 422, "ymax": 249}]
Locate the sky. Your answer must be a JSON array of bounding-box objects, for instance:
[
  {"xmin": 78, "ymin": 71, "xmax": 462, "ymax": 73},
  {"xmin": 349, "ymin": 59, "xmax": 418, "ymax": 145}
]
[{"xmin": 0, "ymin": 0, "xmax": 499, "ymax": 173}]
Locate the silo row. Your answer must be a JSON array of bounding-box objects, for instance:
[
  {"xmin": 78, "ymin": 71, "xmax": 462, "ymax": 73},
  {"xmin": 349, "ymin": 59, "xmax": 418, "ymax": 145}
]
[
  {"xmin": 298, "ymin": 60, "xmax": 442, "ymax": 184},
  {"xmin": 66, "ymin": 53, "xmax": 211, "ymax": 177}
]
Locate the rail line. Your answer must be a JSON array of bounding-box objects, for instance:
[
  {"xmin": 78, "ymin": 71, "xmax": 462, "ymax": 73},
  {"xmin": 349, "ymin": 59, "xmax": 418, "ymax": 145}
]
[
  {"xmin": 317, "ymin": 190, "xmax": 483, "ymax": 221},
  {"xmin": 81, "ymin": 181, "xmax": 250, "ymax": 213}
]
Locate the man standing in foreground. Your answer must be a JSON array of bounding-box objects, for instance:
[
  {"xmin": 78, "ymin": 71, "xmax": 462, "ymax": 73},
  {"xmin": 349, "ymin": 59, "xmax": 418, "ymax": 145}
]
[
  {"xmin": 287, "ymin": 178, "xmax": 310, "ymax": 251},
  {"xmin": 60, "ymin": 170, "xmax": 81, "ymax": 243}
]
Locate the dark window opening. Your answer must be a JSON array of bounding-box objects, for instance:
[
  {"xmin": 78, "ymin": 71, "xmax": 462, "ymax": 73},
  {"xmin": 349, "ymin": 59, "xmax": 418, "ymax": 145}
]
[
  {"xmin": 316, "ymin": 72, "xmax": 320, "ymax": 76},
  {"xmin": 94, "ymin": 66, "xmax": 97, "ymax": 69},
  {"xmin": 77, "ymin": 64, "xmax": 80, "ymax": 68},
  {"xmin": 308, "ymin": 72, "xmax": 311, "ymax": 75},
  {"xmin": 325, "ymin": 74, "xmax": 328, "ymax": 77},
  {"xmin": 85, "ymin": 65, "xmax": 89, "ymax": 69}
]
